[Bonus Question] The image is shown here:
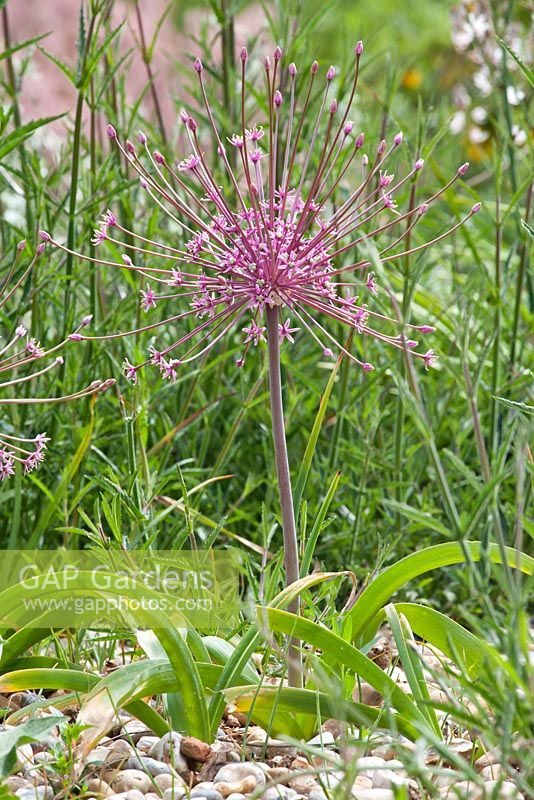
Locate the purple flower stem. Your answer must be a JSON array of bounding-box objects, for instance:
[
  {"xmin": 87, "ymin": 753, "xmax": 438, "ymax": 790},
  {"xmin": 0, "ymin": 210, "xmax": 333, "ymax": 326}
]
[{"xmin": 266, "ymin": 304, "xmax": 303, "ymax": 688}]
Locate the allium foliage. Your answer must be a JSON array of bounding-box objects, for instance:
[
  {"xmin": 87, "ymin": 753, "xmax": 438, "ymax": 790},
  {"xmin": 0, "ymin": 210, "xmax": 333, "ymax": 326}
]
[
  {"xmin": 0, "ymin": 244, "xmax": 115, "ymax": 480},
  {"xmin": 42, "ymin": 42, "xmax": 479, "ymax": 382}
]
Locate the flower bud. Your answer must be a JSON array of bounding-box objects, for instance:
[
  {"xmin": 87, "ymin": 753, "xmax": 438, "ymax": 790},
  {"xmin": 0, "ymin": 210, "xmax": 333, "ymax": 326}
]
[
  {"xmin": 82, "ymin": 314, "xmax": 93, "ymax": 326},
  {"xmin": 264, "ymin": 56, "xmax": 271, "ymax": 70},
  {"xmin": 274, "ymin": 45, "xmax": 282, "ymax": 61},
  {"xmin": 311, "ymin": 60, "xmax": 318, "ymax": 74},
  {"xmin": 39, "ymin": 230, "xmax": 51, "ymax": 242},
  {"xmin": 36, "ymin": 243, "xmax": 46, "ymax": 255},
  {"xmin": 240, "ymin": 47, "xmax": 248, "ymax": 62},
  {"xmin": 194, "ymin": 57, "xmax": 203, "ymax": 73},
  {"xmin": 326, "ymin": 65, "xmax": 335, "ymax": 81},
  {"xmin": 377, "ymin": 139, "xmax": 386, "ymax": 155},
  {"xmin": 17, "ymin": 239, "xmax": 26, "ymax": 251},
  {"xmin": 362, "ymin": 362, "xmax": 374, "ymax": 371},
  {"xmin": 393, "ymin": 131, "xmax": 403, "ymax": 146},
  {"xmin": 471, "ymin": 202, "xmax": 481, "ymax": 213},
  {"xmin": 179, "ymin": 109, "xmax": 189, "ymax": 123},
  {"xmin": 356, "ymin": 132, "xmax": 365, "ymax": 148},
  {"xmin": 274, "ymin": 90, "xmax": 283, "ymax": 107},
  {"xmin": 418, "ymin": 325, "xmax": 435, "ymax": 333},
  {"xmin": 126, "ymin": 140, "xmax": 135, "ymax": 154},
  {"xmin": 153, "ymin": 151, "xmax": 165, "ymax": 165},
  {"xmin": 106, "ymin": 124, "xmax": 117, "ymax": 139},
  {"xmin": 68, "ymin": 333, "xmax": 82, "ymax": 341},
  {"xmin": 329, "ymin": 99, "xmax": 338, "ymax": 114},
  {"xmin": 458, "ymin": 162, "xmax": 469, "ymax": 176},
  {"xmin": 55, "ymin": 356, "xmax": 64, "ymax": 365},
  {"xmin": 344, "ymin": 121, "xmax": 354, "ymax": 136},
  {"xmin": 356, "ymin": 40, "xmax": 364, "ymax": 56},
  {"xmin": 414, "ymin": 158, "xmax": 424, "ymax": 170},
  {"xmin": 289, "ymin": 62, "xmax": 297, "ymax": 77},
  {"xmin": 138, "ymin": 130, "xmax": 147, "ymax": 144},
  {"xmin": 418, "ymin": 203, "xmax": 429, "ymax": 215},
  {"xmin": 188, "ymin": 117, "xmax": 198, "ymax": 132}
]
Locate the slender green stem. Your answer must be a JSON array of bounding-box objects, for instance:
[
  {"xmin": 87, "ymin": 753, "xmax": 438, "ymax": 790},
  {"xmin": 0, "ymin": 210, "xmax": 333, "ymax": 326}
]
[
  {"xmin": 134, "ymin": 0, "xmax": 167, "ymax": 144},
  {"xmin": 489, "ymin": 192, "xmax": 502, "ymax": 463},
  {"xmin": 266, "ymin": 305, "xmax": 302, "ymax": 688}
]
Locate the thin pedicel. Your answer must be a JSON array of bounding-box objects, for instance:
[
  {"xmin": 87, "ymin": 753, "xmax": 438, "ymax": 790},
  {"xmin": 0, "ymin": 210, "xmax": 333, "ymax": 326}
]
[{"xmin": 0, "ymin": 243, "xmax": 115, "ymax": 480}]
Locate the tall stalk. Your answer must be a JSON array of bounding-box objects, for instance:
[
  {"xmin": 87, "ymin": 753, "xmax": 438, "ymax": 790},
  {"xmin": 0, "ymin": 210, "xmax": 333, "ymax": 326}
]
[{"xmin": 265, "ymin": 305, "xmax": 302, "ymax": 688}]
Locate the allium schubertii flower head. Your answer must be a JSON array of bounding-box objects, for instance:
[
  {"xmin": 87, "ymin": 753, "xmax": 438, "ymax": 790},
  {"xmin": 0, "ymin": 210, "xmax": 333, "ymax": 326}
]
[
  {"xmin": 0, "ymin": 242, "xmax": 115, "ymax": 480},
  {"xmin": 41, "ymin": 41, "xmax": 480, "ymax": 382}
]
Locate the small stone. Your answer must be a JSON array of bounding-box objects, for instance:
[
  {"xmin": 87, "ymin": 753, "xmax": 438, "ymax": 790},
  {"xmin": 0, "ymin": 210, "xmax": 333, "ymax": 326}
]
[
  {"xmin": 288, "ymin": 775, "xmax": 317, "ymax": 795},
  {"xmin": 103, "ymin": 739, "xmax": 136, "ymax": 768},
  {"xmin": 5, "ymin": 777, "xmax": 27, "ymax": 793},
  {"xmin": 16, "ymin": 743, "xmax": 34, "ymax": 770},
  {"xmin": 246, "ymin": 726, "xmax": 268, "ymax": 744},
  {"xmin": 308, "ymin": 791, "xmax": 327, "ymax": 800},
  {"xmin": 352, "ymin": 791, "xmax": 395, "ymax": 800},
  {"xmin": 108, "ymin": 792, "xmax": 145, "ymax": 800},
  {"xmin": 446, "ymin": 738, "xmax": 474, "ymax": 761},
  {"xmin": 155, "ymin": 774, "xmax": 186, "ymax": 792},
  {"xmin": 146, "ymin": 795, "xmax": 161, "ymax": 800},
  {"xmin": 126, "ymin": 754, "xmax": 174, "ymax": 776},
  {"xmin": 353, "ymin": 683, "xmax": 382, "ymax": 707},
  {"xmin": 367, "ymin": 637, "xmax": 393, "ymax": 670},
  {"xmin": 150, "ymin": 732, "xmax": 189, "ymax": 773},
  {"xmin": 110, "ymin": 769, "xmax": 153, "ymax": 794},
  {"xmin": 306, "ymin": 732, "xmax": 335, "ymax": 748},
  {"xmin": 265, "ymin": 768, "xmax": 291, "ymax": 784},
  {"xmin": 355, "ymin": 757, "xmax": 386, "ymax": 771},
  {"xmin": 485, "ymin": 782, "xmax": 522, "ymax": 799},
  {"xmin": 191, "ymin": 789, "xmax": 224, "ymax": 800},
  {"xmin": 216, "ymin": 777, "xmax": 256, "ymax": 797},
  {"xmin": 15, "ymin": 789, "xmax": 53, "ymax": 800},
  {"xmin": 181, "ymin": 736, "xmax": 212, "ymax": 763},
  {"xmin": 290, "ymin": 758, "xmax": 310, "ymax": 771},
  {"xmin": 440, "ymin": 782, "xmax": 480, "ymax": 799},
  {"xmin": 352, "ymin": 777, "xmax": 373, "ymax": 790},
  {"xmin": 263, "ymin": 788, "xmax": 297, "ymax": 800},
  {"xmin": 475, "ymin": 751, "xmax": 499, "ymax": 770},
  {"xmin": 480, "ymin": 764, "xmax": 503, "ymax": 781},
  {"xmin": 122, "ymin": 719, "xmax": 148, "ymax": 740},
  {"xmin": 33, "ymin": 752, "xmax": 55, "ymax": 765},
  {"xmin": 214, "ymin": 764, "xmax": 266, "ymax": 789},
  {"xmin": 86, "ymin": 778, "xmax": 113, "ymax": 797},
  {"xmin": 137, "ymin": 736, "xmax": 160, "ymax": 754},
  {"xmin": 163, "ymin": 788, "xmax": 187, "ymax": 800},
  {"xmin": 434, "ymin": 770, "xmax": 458, "ymax": 789}
]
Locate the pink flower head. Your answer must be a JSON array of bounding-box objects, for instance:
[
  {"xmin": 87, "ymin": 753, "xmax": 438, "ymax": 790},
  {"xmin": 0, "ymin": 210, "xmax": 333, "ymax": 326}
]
[
  {"xmin": 49, "ymin": 44, "xmax": 476, "ymax": 377},
  {"xmin": 278, "ymin": 319, "xmax": 300, "ymax": 344},
  {"xmin": 140, "ymin": 286, "xmax": 157, "ymax": 312}
]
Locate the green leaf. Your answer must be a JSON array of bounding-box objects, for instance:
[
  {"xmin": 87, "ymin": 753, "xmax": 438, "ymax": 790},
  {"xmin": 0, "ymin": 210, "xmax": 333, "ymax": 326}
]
[
  {"xmin": 300, "ymin": 471, "xmax": 341, "ymax": 576},
  {"xmin": 380, "ymin": 500, "xmax": 451, "ymax": 537},
  {"xmin": 497, "ymin": 35, "xmax": 534, "ymax": 87},
  {"xmin": 259, "ymin": 606, "xmax": 432, "ymax": 735},
  {"xmin": 0, "ymin": 32, "xmax": 50, "ymax": 62},
  {"xmin": 0, "ymin": 115, "xmax": 67, "ymax": 160},
  {"xmin": 384, "ymin": 605, "xmax": 441, "ymax": 738},
  {"xmin": 0, "ymin": 717, "xmax": 67, "ymax": 778},
  {"xmin": 391, "ymin": 603, "xmax": 519, "ymax": 682},
  {"xmin": 224, "ymin": 684, "xmax": 419, "ymax": 741},
  {"xmin": 345, "ymin": 542, "xmax": 534, "ymax": 645}
]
